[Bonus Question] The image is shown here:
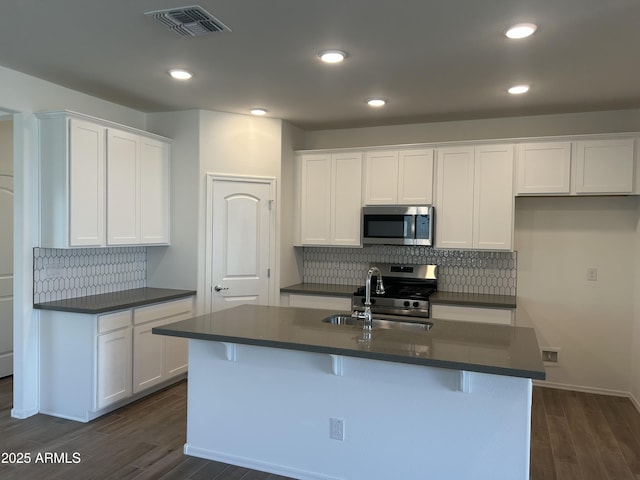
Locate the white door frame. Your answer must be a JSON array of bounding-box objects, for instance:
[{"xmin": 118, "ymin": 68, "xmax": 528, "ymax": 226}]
[{"xmin": 204, "ymin": 173, "xmax": 277, "ymax": 314}]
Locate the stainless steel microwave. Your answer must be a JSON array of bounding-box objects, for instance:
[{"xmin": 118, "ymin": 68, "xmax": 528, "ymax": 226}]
[{"xmin": 362, "ymin": 205, "xmax": 434, "ymax": 246}]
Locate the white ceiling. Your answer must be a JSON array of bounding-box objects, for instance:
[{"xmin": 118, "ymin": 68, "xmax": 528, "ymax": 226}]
[{"xmin": 1, "ymin": 0, "xmax": 639, "ymax": 130}]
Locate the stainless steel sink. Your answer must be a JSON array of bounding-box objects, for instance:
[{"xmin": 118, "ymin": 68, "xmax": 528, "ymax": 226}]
[{"xmin": 322, "ymin": 314, "xmax": 433, "ymax": 332}]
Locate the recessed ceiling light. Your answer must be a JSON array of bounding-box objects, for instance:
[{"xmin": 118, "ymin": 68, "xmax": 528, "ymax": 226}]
[
  {"xmin": 250, "ymin": 108, "xmax": 268, "ymax": 116},
  {"xmin": 367, "ymin": 98, "xmax": 386, "ymax": 107},
  {"xmin": 505, "ymin": 23, "xmax": 537, "ymax": 39},
  {"xmin": 318, "ymin": 50, "xmax": 347, "ymax": 63},
  {"xmin": 168, "ymin": 69, "xmax": 193, "ymax": 80},
  {"xmin": 508, "ymin": 84, "xmax": 530, "ymax": 95}
]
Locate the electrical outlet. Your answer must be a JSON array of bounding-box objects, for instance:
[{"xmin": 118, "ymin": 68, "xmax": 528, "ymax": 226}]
[
  {"xmin": 541, "ymin": 348, "xmax": 560, "ymax": 366},
  {"xmin": 45, "ymin": 263, "xmax": 63, "ymax": 279},
  {"xmin": 330, "ymin": 417, "xmax": 345, "ymax": 441},
  {"xmin": 586, "ymin": 267, "xmax": 598, "ymax": 281}
]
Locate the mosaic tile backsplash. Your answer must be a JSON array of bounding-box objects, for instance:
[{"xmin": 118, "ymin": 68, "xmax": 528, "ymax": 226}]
[
  {"xmin": 303, "ymin": 246, "xmax": 517, "ymax": 296},
  {"xmin": 33, "ymin": 247, "xmax": 147, "ymax": 303}
]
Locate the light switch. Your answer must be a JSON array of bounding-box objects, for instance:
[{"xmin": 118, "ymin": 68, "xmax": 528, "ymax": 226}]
[{"xmin": 586, "ymin": 267, "xmax": 598, "ymax": 281}]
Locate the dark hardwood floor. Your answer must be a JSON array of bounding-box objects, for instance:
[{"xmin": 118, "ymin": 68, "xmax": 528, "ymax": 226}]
[{"xmin": 1, "ymin": 375, "xmax": 640, "ymax": 479}]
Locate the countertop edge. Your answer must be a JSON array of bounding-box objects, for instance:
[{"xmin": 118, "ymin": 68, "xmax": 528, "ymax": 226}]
[
  {"xmin": 152, "ymin": 309, "xmax": 545, "ymax": 381},
  {"xmin": 34, "ymin": 288, "xmax": 197, "ymax": 314}
]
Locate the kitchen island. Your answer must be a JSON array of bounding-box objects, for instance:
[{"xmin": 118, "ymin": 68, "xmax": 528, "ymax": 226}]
[{"xmin": 154, "ymin": 304, "xmax": 545, "ymax": 480}]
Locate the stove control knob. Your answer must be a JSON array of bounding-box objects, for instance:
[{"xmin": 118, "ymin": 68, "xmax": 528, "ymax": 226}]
[
  {"xmin": 413, "ymin": 301, "xmax": 420, "ymax": 308},
  {"xmin": 404, "ymin": 301, "xmax": 410, "ymax": 307}
]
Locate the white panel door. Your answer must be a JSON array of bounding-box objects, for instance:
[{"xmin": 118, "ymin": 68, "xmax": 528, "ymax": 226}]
[
  {"xmin": 107, "ymin": 129, "xmax": 140, "ymax": 245},
  {"xmin": 435, "ymin": 147, "xmax": 475, "ymax": 249},
  {"xmin": 211, "ymin": 179, "xmax": 273, "ymax": 312},
  {"xmin": 69, "ymin": 119, "xmax": 105, "ymax": 246},
  {"xmin": 0, "ymin": 174, "xmax": 12, "ymax": 377}
]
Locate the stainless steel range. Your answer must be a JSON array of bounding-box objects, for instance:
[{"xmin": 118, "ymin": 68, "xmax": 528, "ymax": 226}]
[{"xmin": 352, "ymin": 263, "xmax": 437, "ymax": 319}]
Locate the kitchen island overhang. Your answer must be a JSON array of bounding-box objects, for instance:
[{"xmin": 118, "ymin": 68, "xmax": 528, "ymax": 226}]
[{"xmin": 154, "ymin": 304, "xmax": 545, "ymax": 480}]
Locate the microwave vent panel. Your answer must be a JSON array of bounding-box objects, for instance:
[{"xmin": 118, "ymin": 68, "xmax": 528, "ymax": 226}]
[{"xmin": 145, "ymin": 5, "xmax": 231, "ymax": 37}]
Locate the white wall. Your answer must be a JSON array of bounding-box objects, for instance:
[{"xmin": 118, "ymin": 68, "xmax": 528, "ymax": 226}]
[
  {"xmin": 280, "ymin": 121, "xmax": 305, "ymax": 289},
  {"xmin": 146, "ymin": 111, "xmax": 201, "ymax": 291},
  {"xmin": 303, "ymin": 109, "xmax": 640, "ymax": 149},
  {"xmin": 0, "ymin": 65, "xmax": 148, "ymax": 418},
  {"xmin": 515, "ymin": 196, "xmax": 638, "ymax": 394}
]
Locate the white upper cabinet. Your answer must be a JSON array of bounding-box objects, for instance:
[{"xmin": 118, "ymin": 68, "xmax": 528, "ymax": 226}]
[
  {"xmin": 398, "ymin": 149, "xmax": 434, "ymax": 204},
  {"xmin": 140, "ymin": 137, "xmax": 170, "ymax": 243},
  {"xmin": 473, "ymin": 144, "xmax": 515, "ymax": 250},
  {"xmin": 436, "ymin": 144, "xmax": 514, "ymax": 251},
  {"xmin": 364, "ymin": 150, "xmax": 399, "ymax": 204},
  {"xmin": 365, "ymin": 148, "xmax": 434, "ymax": 205},
  {"xmin": 107, "ymin": 129, "xmax": 140, "ymax": 245},
  {"xmin": 38, "ymin": 111, "xmax": 171, "ymax": 248},
  {"xmin": 516, "ymin": 142, "xmax": 572, "ymax": 194},
  {"xmin": 516, "ymin": 137, "xmax": 636, "ymax": 195},
  {"xmin": 574, "ymin": 138, "xmax": 634, "ymax": 194},
  {"xmin": 435, "ymin": 146, "xmax": 475, "ymax": 249},
  {"xmin": 107, "ymin": 131, "xmax": 171, "ymax": 245},
  {"xmin": 297, "ymin": 151, "xmax": 362, "ymax": 246},
  {"xmin": 40, "ymin": 117, "xmax": 106, "ymax": 247}
]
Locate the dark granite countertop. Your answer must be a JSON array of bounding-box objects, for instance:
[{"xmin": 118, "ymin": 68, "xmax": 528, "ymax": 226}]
[
  {"xmin": 280, "ymin": 283, "xmax": 359, "ymax": 297},
  {"xmin": 34, "ymin": 287, "xmax": 196, "ymax": 314},
  {"xmin": 281, "ymin": 283, "xmax": 517, "ymax": 308},
  {"xmin": 153, "ymin": 304, "xmax": 544, "ymax": 380}
]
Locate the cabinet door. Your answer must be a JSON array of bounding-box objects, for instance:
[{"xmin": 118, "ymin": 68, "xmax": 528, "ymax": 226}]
[
  {"xmin": 398, "ymin": 148, "xmax": 434, "ymax": 204},
  {"xmin": 133, "ymin": 319, "xmax": 165, "ymax": 394},
  {"xmin": 69, "ymin": 119, "xmax": 106, "ymax": 246},
  {"xmin": 574, "ymin": 138, "xmax": 634, "ymax": 194},
  {"xmin": 107, "ymin": 129, "xmax": 140, "ymax": 245},
  {"xmin": 364, "ymin": 151, "xmax": 399, "ymax": 204},
  {"xmin": 473, "ymin": 145, "xmax": 514, "ymax": 250},
  {"xmin": 140, "ymin": 137, "xmax": 170, "ymax": 244},
  {"xmin": 331, "ymin": 152, "xmax": 363, "ymax": 246},
  {"xmin": 299, "ymin": 154, "xmax": 332, "ymax": 244},
  {"xmin": 435, "ymin": 147, "xmax": 475, "ymax": 249},
  {"xmin": 516, "ymin": 142, "xmax": 571, "ymax": 194},
  {"xmin": 165, "ymin": 335, "xmax": 188, "ymax": 377},
  {"xmin": 96, "ymin": 327, "xmax": 132, "ymax": 409}
]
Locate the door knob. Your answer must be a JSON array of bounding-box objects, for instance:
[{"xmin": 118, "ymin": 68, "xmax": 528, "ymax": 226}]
[{"xmin": 214, "ymin": 285, "xmax": 229, "ymax": 292}]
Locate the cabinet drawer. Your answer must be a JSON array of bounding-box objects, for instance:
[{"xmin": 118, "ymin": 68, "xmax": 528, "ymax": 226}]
[
  {"xmin": 98, "ymin": 310, "xmax": 132, "ymax": 333},
  {"xmin": 133, "ymin": 297, "xmax": 194, "ymax": 325}
]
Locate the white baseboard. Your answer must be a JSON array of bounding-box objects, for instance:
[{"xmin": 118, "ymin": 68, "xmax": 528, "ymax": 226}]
[
  {"xmin": 11, "ymin": 406, "xmax": 39, "ymax": 419},
  {"xmin": 533, "ymin": 380, "xmax": 640, "ymax": 413},
  {"xmin": 184, "ymin": 444, "xmax": 344, "ymax": 480}
]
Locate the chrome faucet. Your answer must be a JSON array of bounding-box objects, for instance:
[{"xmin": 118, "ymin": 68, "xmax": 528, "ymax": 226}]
[{"xmin": 353, "ymin": 266, "xmax": 385, "ymax": 331}]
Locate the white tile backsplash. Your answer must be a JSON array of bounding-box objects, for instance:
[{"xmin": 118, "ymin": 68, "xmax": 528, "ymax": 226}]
[
  {"xmin": 33, "ymin": 247, "xmax": 146, "ymax": 303},
  {"xmin": 302, "ymin": 246, "xmax": 517, "ymax": 295}
]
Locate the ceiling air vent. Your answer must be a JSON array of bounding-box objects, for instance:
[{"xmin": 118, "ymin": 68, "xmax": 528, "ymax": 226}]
[{"xmin": 145, "ymin": 5, "xmax": 231, "ymax": 37}]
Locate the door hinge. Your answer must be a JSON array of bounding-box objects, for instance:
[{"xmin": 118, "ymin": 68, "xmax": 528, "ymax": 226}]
[
  {"xmin": 267, "ymin": 268, "xmax": 271, "ymax": 278},
  {"xmin": 268, "ymin": 199, "xmax": 274, "ymax": 211}
]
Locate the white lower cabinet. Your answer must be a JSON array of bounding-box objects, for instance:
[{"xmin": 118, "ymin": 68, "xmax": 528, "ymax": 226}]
[
  {"xmin": 96, "ymin": 323, "xmax": 133, "ymax": 409},
  {"xmin": 133, "ymin": 298, "xmax": 191, "ymax": 394},
  {"xmin": 39, "ymin": 296, "xmax": 193, "ymax": 422}
]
